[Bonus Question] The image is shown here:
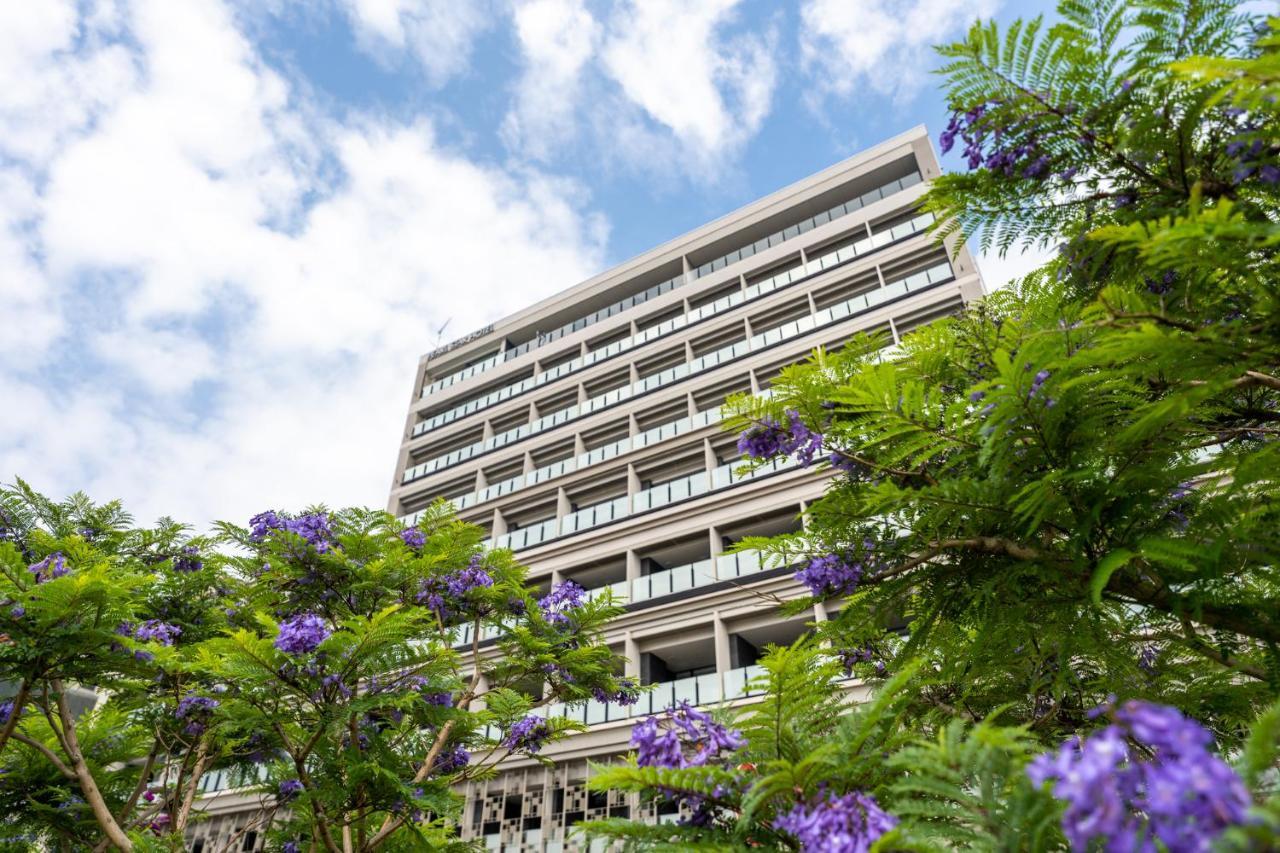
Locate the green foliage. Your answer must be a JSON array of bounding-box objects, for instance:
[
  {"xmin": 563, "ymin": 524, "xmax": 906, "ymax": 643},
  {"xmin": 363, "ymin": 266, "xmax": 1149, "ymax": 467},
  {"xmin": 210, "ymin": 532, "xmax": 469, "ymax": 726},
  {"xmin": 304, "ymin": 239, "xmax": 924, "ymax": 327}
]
[{"xmin": 0, "ymin": 486, "xmax": 627, "ymax": 852}]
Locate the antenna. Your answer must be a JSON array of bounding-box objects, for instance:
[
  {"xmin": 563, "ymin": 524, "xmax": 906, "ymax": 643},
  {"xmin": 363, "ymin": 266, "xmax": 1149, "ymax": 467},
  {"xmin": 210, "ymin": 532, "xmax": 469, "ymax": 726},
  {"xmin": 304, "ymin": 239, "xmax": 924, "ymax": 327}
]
[{"xmin": 432, "ymin": 318, "xmax": 452, "ymax": 348}]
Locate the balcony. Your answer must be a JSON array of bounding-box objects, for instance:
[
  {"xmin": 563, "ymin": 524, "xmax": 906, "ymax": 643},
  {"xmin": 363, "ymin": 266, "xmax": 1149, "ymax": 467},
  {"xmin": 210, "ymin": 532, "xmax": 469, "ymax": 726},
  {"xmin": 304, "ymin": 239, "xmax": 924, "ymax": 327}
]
[
  {"xmin": 415, "ymin": 172, "xmax": 926, "ymax": 410},
  {"xmin": 402, "ymin": 246, "xmax": 952, "ymax": 484}
]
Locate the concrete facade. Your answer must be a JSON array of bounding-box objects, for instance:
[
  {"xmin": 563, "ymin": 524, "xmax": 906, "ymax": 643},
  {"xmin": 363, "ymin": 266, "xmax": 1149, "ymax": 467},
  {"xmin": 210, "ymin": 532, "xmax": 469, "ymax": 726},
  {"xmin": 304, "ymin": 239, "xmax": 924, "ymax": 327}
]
[{"xmin": 191, "ymin": 125, "xmax": 983, "ymax": 852}]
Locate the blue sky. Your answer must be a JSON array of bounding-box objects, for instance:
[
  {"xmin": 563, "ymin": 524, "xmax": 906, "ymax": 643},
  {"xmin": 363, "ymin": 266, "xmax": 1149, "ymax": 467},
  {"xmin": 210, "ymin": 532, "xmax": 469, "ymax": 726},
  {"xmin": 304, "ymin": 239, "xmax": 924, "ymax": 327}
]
[{"xmin": 0, "ymin": 0, "xmax": 1061, "ymax": 528}]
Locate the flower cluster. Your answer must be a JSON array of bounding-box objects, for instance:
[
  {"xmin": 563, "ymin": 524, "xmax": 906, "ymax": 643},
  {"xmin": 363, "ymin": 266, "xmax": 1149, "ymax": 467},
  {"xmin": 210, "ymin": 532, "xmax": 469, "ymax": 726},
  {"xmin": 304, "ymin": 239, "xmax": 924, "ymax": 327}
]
[
  {"xmin": 940, "ymin": 103, "xmax": 1056, "ymax": 180},
  {"xmin": 737, "ymin": 409, "xmax": 824, "ymax": 466},
  {"xmin": 133, "ymin": 620, "xmax": 182, "ymax": 646},
  {"xmin": 416, "ymin": 556, "xmax": 493, "ymax": 617},
  {"xmin": 1027, "ymin": 699, "xmax": 1252, "ymax": 851},
  {"xmin": 433, "ymin": 744, "xmax": 470, "ymax": 774},
  {"xmin": 174, "ymin": 694, "xmax": 219, "ymax": 736},
  {"xmin": 278, "ymin": 779, "xmax": 304, "ymax": 801},
  {"xmin": 0, "ymin": 700, "xmax": 17, "ymax": 723},
  {"xmin": 400, "ymin": 526, "xmax": 426, "ymax": 549},
  {"xmin": 503, "ymin": 714, "xmax": 552, "ymax": 753},
  {"xmin": 539, "ymin": 580, "xmax": 586, "ymax": 627},
  {"xmin": 773, "ymin": 791, "xmax": 898, "ymax": 853},
  {"xmin": 275, "ymin": 613, "xmax": 331, "ymax": 655},
  {"xmin": 796, "ymin": 552, "xmax": 867, "ymax": 598},
  {"xmin": 27, "ymin": 552, "xmax": 69, "ymax": 584},
  {"xmin": 249, "ymin": 510, "xmax": 336, "ymax": 555},
  {"xmin": 632, "ymin": 702, "xmax": 744, "ymax": 769},
  {"xmin": 836, "ymin": 646, "xmax": 885, "ymax": 678},
  {"xmin": 592, "ymin": 678, "xmax": 640, "ymax": 706},
  {"xmin": 1027, "ymin": 368, "xmax": 1054, "ymax": 406},
  {"xmin": 172, "ymin": 546, "xmax": 203, "ymax": 573},
  {"xmin": 1226, "ymin": 118, "xmax": 1279, "ymax": 185}
]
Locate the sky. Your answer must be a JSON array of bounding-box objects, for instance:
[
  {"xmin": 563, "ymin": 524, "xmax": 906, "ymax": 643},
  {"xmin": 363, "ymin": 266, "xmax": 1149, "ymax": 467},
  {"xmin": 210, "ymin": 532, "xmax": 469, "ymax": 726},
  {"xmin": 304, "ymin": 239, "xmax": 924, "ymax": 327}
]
[{"xmin": 0, "ymin": 0, "xmax": 1062, "ymax": 531}]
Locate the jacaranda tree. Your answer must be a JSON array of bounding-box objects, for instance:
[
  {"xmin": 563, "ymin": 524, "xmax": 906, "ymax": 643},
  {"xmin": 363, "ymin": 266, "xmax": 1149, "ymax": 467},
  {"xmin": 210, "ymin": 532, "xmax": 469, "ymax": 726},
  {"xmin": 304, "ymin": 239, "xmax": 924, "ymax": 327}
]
[
  {"xmin": 0, "ymin": 484, "xmax": 630, "ymax": 851},
  {"xmin": 585, "ymin": 2, "xmax": 1280, "ymax": 851}
]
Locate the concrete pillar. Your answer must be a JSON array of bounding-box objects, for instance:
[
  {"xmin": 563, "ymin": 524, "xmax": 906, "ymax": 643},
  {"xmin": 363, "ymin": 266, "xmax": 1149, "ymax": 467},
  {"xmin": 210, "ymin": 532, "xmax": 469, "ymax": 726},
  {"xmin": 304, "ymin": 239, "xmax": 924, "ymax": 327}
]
[
  {"xmin": 491, "ymin": 508, "xmax": 507, "ymax": 537},
  {"xmin": 626, "ymin": 464, "xmax": 641, "ymax": 497},
  {"xmin": 687, "ymin": 391, "xmax": 698, "ymax": 418},
  {"xmin": 482, "ymin": 419, "xmax": 495, "ymax": 441},
  {"xmin": 684, "ymin": 340, "xmax": 695, "ymax": 364},
  {"xmin": 874, "ymin": 263, "xmax": 887, "ymax": 289},
  {"xmin": 629, "ymin": 361, "xmax": 640, "ymax": 384},
  {"xmin": 624, "ymin": 634, "xmax": 640, "ymax": 679},
  {"xmin": 474, "ymin": 468, "xmax": 488, "ymax": 492},
  {"xmin": 713, "ymin": 613, "xmax": 731, "ymax": 686},
  {"xmin": 682, "ymin": 254, "xmax": 692, "ymax": 284},
  {"xmin": 630, "ymin": 319, "xmax": 639, "ymax": 337},
  {"xmin": 580, "ymin": 341, "xmax": 589, "ymax": 358},
  {"xmin": 807, "ymin": 290, "xmax": 819, "ymax": 316},
  {"xmin": 799, "ymin": 500, "xmax": 811, "ymax": 530},
  {"xmin": 522, "ymin": 450, "xmax": 535, "ymax": 475},
  {"xmin": 577, "ymin": 382, "xmax": 588, "ymax": 405},
  {"xmin": 864, "ymin": 222, "xmax": 874, "ymax": 241},
  {"xmin": 739, "ymin": 273, "xmax": 748, "ymax": 293},
  {"xmin": 709, "ymin": 525, "xmax": 724, "ymax": 559},
  {"xmin": 628, "ymin": 412, "xmax": 640, "ymax": 438},
  {"xmin": 703, "ymin": 437, "xmax": 718, "ymax": 474},
  {"xmin": 573, "ymin": 433, "xmax": 587, "ymax": 457},
  {"xmin": 748, "ymin": 369, "xmax": 761, "ymax": 395},
  {"xmin": 556, "ymin": 487, "xmax": 572, "ymax": 520},
  {"xmin": 813, "ymin": 601, "xmax": 829, "ymax": 623},
  {"xmin": 888, "ymin": 317, "xmax": 901, "ymax": 345},
  {"xmin": 527, "ymin": 400, "xmax": 539, "ymax": 423},
  {"xmin": 625, "ymin": 549, "xmax": 642, "ymax": 583},
  {"xmin": 742, "ymin": 317, "xmax": 753, "ymax": 338}
]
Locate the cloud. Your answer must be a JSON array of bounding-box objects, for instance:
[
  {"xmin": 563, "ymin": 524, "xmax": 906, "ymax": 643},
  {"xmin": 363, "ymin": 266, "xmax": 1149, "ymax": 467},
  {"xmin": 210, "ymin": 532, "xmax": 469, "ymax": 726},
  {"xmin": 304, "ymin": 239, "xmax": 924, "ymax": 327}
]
[
  {"xmin": 0, "ymin": 0, "xmax": 608, "ymax": 529},
  {"xmin": 976, "ymin": 241, "xmax": 1057, "ymax": 292},
  {"xmin": 502, "ymin": 0, "xmax": 778, "ymax": 178},
  {"xmin": 799, "ymin": 0, "xmax": 999, "ymax": 103},
  {"xmin": 335, "ymin": 0, "xmax": 493, "ymax": 85}
]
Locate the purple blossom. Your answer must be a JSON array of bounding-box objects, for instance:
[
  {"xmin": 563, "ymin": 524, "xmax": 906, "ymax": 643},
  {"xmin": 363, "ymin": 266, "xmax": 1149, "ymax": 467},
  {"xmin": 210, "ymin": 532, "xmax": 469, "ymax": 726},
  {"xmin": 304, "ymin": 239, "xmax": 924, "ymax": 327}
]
[
  {"xmin": 174, "ymin": 694, "xmax": 219, "ymax": 719},
  {"xmin": 796, "ymin": 552, "xmax": 867, "ymax": 598},
  {"xmin": 503, "ymin": 715, "xmax": 552, "ymax": 753},
  {"xmin": 737, "ymin": 409, "xmax": 824, "ymax": 467},
  {"xmin": 278, "ymin": 779, "xmax": 304, "ymax": 801},
  {"xmin": 1028, "ymin": 368, "xmax": 1050, "ymax": 400},
  {"xmin": 0, "ymin": 700, "xmax": 16, "ymax": 724},
  {"xmin": 249, "ymin": 510, "xmax": 336, "ymax": 554},
  {"xmin": 28, "ymin": 552, "xmax": 69, "ymax": 583},
  {"xmin": 282, "ymin": 843, "xmax": 301, "ymax": 853},
  {"xmin": 400, "ymin": 527, "xmax": 426, "ymax": 548},
  {"xmin": 1027, "ymin": 699, "xmax": 1251, "ymax": 851},
  {"xmin": 632, "ymin": 702, "xmax": 744, "ymax": 769},
  {"xmin": 173, "ymin": 546, "xmax": 203, "ymax": 572},
  {"xmin": 774, "ymin": 791, "xmax": 897, "ymax": 853},
  {"xmin": 592, "ymin": 678, "xmax": 640, "ymax": 706},
  {"xmin": 836, "ymin": 646, "xmax": 878, "ymax": 677},
  {"xmin": 275, "ymin": 613, "xmax": 331, "ymax": 655},
  {"xmin": 539, "ymin": 580, "xmax": 586, "ymax": 626},
  {"xmin": 433, "ymin": 744, "xmax": 470, "ymax": 774},
  {"xmin": 134, "ymin": 620, "xmax": 182, "ymax": 646},
  {"xmin": 9, "ymin": 605, "xmax": 24, "ymax": 619}
]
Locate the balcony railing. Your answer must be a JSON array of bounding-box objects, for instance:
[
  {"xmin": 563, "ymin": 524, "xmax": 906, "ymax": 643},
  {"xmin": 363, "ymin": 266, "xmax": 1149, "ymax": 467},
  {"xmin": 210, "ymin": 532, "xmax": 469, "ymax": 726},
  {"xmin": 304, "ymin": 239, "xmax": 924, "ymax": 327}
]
[
  {"xmin": 475, "ymin": 456, "xmax": 798, "ymax": 553},
  {"xmin": 417, "ymin": 172, "xmax": 925, "ymax": 406},
  {"xmin": 402, "ymin": 251, "xmax": 954, "ymax": 483}
]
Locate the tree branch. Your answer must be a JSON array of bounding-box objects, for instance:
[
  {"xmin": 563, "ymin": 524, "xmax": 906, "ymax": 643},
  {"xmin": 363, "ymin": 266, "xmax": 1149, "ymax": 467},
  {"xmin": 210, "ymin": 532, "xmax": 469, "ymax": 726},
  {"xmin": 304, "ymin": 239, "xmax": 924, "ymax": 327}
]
[{"xmin": 52, "ymin": 679, "xmax": 134, "ymax": 851}]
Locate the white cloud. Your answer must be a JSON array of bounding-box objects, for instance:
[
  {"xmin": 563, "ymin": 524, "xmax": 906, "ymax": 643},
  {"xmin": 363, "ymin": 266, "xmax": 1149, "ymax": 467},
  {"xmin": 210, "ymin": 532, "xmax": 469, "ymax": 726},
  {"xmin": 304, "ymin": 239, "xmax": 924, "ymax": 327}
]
[
  {"xmin": 799, "ymin": 0, "xmax": 999, "ymax": 103},
  {"xmin": 976, "ymin": 241, "xmax": 1057, "ymax": 292},
  {"xmin": 502, "ymin": 0, "xmax": 777, "ymax": 178},
  {"xmin": 336, "ymin": 0, "xmax": 492, "ymax": 85},
  {"xmin": 0, "ymin": 0, "xmax": 608, "ymax": 528}
]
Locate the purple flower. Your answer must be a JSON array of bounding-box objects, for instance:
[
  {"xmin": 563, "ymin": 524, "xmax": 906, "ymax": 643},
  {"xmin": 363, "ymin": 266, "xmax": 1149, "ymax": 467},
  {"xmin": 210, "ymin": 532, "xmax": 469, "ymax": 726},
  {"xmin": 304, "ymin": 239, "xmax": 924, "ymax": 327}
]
[
  {"xmin": 9, "ymin": 605, "xmax": 24, "ymax": 619},
  {"xmin": 632, "ymin": 702, "xmax": 744, "ymax": 769},
  {"xmin": 283, "ymin": 843, "xmax": 301, "ymax": 853},
  {"xmin": 433, "ymin": 744, "xmax": 470, "ymax": 774},
  {"xmin": 275, "ymin": 613, "xmax": 331, "ymax": 655},
  {"xmin": 28, "ymin": 552, "xmax": 69, "ymax": 583},
  {"xmin": 968, "ymin": 389, "xmax": 985, "ymax": 403},
  {"xmin": 592, "ymin": 678, "xmax": 640, "ymax": 706},
  {"xmin": 173, "ymin": 546, "xmax": 203, "ymax": 572},
  {"xmin": 503, "ymin": 715, "xmax": 552, "ymax": 753},
  {"xmin": 737, "ymin": 410, "xmax": 824, "ymax": 467},
  {"xmin": 796, "ymin": 552, "xmax": 867, "ymax": 598},
  {"xmin": 1028, "ymin": 368, "xmax": 1050, "ymax": 400},
  {"xmin": 1028, "ymin": 700, "xmax": 1251, "ymax": 851},
  {"xmin": 0, "ymin": 700, "xmax": 16, "ymax": 724},
  {"xmin": 174, "ymin": 694, "xmax": 219, "ymax": 719},
  {"xmin": 836, "ymin": 646, "xmax": 877, "ymax": 677},
  {"xmin": 539, "ymin": 580, "xmax": 586, "ymax": 626},
  {"xmin": 774, "ymin": 791, "xmax": 897, "ymax": 853},
  {"xmin": 134, "ymin": 620, "xmax": 182, "ymax": 646},
  {"xmin": 278, "ymin": 779, "xmax": 304, "ymax": 801},
  {"xmin": 249, "ymin": 511, "xmax": 336, "ymax": 555},
  {"xmin": 400, "ymin": 527, "xmax": 426, "ymax": 548}
]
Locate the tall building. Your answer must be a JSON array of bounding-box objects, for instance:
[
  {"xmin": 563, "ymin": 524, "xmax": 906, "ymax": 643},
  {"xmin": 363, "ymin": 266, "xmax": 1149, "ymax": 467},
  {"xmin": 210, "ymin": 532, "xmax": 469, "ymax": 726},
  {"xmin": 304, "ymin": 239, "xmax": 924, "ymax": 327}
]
[{"xmin": 388, "ymin": 126, "xmax": 985, "ymax": 852}]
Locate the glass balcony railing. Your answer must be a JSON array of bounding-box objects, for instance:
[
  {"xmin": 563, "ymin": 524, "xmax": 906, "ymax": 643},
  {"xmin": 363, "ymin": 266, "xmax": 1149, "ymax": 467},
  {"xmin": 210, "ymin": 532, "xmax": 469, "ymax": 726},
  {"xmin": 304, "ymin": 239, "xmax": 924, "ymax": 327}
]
[
  {"xmin": 418, "ymin": 172, "xmax": 926, "ymax": 405},
  {"xmin": 402, "ymin": 251, "xmax": 953, "ymax": 485}
]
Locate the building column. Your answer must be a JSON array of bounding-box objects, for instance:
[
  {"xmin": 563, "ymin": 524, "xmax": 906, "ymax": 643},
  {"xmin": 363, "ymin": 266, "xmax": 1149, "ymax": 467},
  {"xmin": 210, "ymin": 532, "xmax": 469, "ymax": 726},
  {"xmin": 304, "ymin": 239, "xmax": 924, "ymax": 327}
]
[
  {"xmin": 874, "ymin": 263, "xmax": 887, "ymax": 289},
  {"xmin": 576, "ymin": 382, "xmax": 588, "ymax": 405},
  {"xmin": 709, "ymin": 525, "xmax": 724, "ymax": 559},
  {"xmin": 629, "ymin": 361, "xmax": 640, "ymax": 384},
  {"xmin": 888, "ymin": 317, "xmax": 901, "ymax": 345},
  {"xmin": 573, "ymin": 433, "xmax": 587, "ymax": 458},
  {"xmin": 748, "ymin": 369, "xmax": 761, "ymax": 395},
  {"xmin": 686, "ymin": 391, "xmax": 698, "ymax": 418},
  {"xmin": 491, "ymin": 508, "xmax": 507, "ymax": 537},
  {"xmin": 628, "ymin": 412, "xmax": 640, "ymax": 438},
  {"xmin": 806, "ymin": 290, "xmax": 819, "ymax": 317},
  {"xmin": 482, "ymin": 419, "xmax": 495, "ymax": 441},
  {"xmin": 625, "ymin": 549, "xmax": 642, "ymax": 584},
  {"xmin": 522, "ymin": 450, "xmax": 535, "ymax": 475},
  {"xmin": 713, "ymin": 613, "xmax": 731, "ymax": 695},
  {"xmin": 527, "ymin": 400, "xmax": 539, "ymax": 423},
  {"xmin": 475, "ymin": 468, "xmax": 488, "ymax": 492},
  {"xmin": 703, "ymin": 437, "xmax": 718, "ymax": 476},
  {"xmin": 624, "ymin": 634, "xmax": 640, "ymax": 679},
  {"xmin": 556, "ymin": 487, "xmax": 572, "ymax": 520},
  {"xmin": 626, "ymin": 463, "xmax": 641, "ymax": 496}
]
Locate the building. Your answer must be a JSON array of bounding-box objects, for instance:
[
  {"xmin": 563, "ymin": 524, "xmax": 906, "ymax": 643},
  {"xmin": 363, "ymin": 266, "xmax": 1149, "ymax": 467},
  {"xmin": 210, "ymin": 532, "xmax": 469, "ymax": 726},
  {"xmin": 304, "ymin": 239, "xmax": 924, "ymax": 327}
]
[{"xmin": 388, "ymin": 125, "xmax": 985, "ymax": 851}]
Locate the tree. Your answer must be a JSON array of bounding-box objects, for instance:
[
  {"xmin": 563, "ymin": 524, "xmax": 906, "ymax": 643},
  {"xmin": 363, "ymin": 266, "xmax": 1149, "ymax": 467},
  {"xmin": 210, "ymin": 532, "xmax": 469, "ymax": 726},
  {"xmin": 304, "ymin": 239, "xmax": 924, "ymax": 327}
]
[
  {"xmin": 586, "ymin": 2, "xmax": 1280, "ymax": 850},
  {"xmin": 0, "ymin": 485, "xmax": 630, "ymax": 851}
]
